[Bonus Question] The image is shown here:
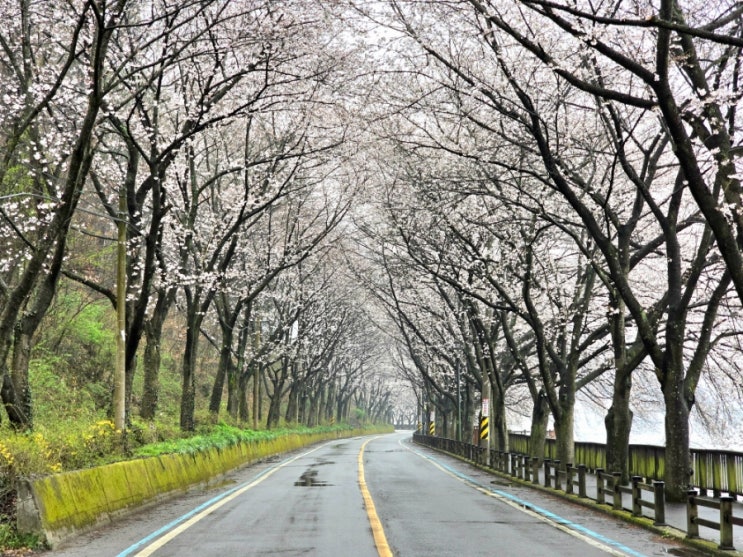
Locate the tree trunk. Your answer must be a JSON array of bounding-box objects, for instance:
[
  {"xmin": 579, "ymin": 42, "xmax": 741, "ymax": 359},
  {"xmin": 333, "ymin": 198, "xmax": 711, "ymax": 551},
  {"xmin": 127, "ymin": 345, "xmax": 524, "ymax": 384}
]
[
  {"xmin": 11, "ymin": 324, "xmax": 33, "ymax": 428},
  {"xmin": 553, "ymin": 376, "xmax": 576, "ymax": 469},
  {"xmin": 4, "ymin": 232, "xmax": 70, "ymax": 430},
  {"xmin": 140, "ymin": 293, "xmax": 172, "ymax": 421},
  {"xmin": 285, "ymin": 383, "xmax": 298, "ymax": 424},
  {"xmin": 491, "ymin": 376, "xmax": 508, "ymax": 452},
  {"xmin": 529, "ymin": 390, "xmax": 550, "ymax": 463},
  {"xmin": 266, "ymin": 381, "xmax": 283, "ymax": 429},
  {"xmin": 325, "ymin": 382, "xmax": 336, "ymax": 422},
  {"xmin": 604, "ymin": 288, "xmax": 634, "ymax": 483},
  {"xmin": 308, "ymin": 390, "xmax": 320, "ymax": 427},
  {"xmin": 226, "ymin": 363, "xmax": 240, "ymax": 418},
  {"xmin": 238, "ymin": 371, "xmax": 250, "ymax": 423},
  {"xmin": 298, "ymin": 388, "xmax": 308, "ymax": 425},
  {"xmin": 318, "ymin": 385, "xmax": 327, "ymax": 425},
  {"xmin": 663, "ymin": 376, "xmax": 692, "ymax": 501},
  {"xmin": 0, "ymin": 369, "xmax": 25, "ymax": 426},
  {"xmin": 140, "ymin": 327, "xmax": 161, "ymax": 421},
  {"xmin": 605, "ymin": 370, "xmax": 633, "ymax": 483},
  {"xmin": 180, "ymin": 308, "xmax": 201, "ymax": 432},
  {"xmin": 209, "ymin": 332, "xmax": 232, "ymax": 416}
]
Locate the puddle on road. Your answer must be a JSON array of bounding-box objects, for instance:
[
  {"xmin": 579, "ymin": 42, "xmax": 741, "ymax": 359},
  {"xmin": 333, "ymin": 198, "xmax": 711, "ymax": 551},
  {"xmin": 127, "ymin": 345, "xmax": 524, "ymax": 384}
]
[{"xmin": 294, "ymin": 468, "xmax": 331, "ymax": 487}]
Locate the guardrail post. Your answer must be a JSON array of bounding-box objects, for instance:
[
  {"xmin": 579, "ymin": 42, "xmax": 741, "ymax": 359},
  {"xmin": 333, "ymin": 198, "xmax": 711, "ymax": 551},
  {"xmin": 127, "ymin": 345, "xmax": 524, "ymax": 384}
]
[
  {"xmin": 687, "ymin": 489, "xmax": 699, "ymax": 539},
  {"xmin": 578, "ymin": 465, "xmax": 587, "ymax": 498},
  {"xmin": 523, "ymin": 455, "xmax": 531, "ymax": 482},
  {"xmin": 720, "ymin": 496, "xmax": 734, "ymax": 550},
  {"xmin": 544, "ymin": 459, "xmax": 552, "ymax": 488},
  {"xmin": 554, "ymin": 460, "xmax": 562, "ymax": 490},
  {"xmin": 511, "ymin": 453, "xmax": 517, "ymax": 477},
  {"xmin": 631, "ymin": 476, "xmax": 641, "ymax": 516},
  {"xmin": 531, "ymin": 458, "xmax": 540, "ymax": 485},
  {"xmin": 612, "ymin": 472, "xmax": 622, "ymax": 510},
  {"xmin": 653, "ymin": 481, "xmax": 665, "ymax": 526},
  {"xmin": 566, "ymin": 464, "xmax": 574, "ymax": 495},
  {"xmin": 596, "ymin": 468, "xmax": 605, "ymax": 504},
  {"xmin": 518, "ymin": 455, "xmax": 524, "ymax": 479}
]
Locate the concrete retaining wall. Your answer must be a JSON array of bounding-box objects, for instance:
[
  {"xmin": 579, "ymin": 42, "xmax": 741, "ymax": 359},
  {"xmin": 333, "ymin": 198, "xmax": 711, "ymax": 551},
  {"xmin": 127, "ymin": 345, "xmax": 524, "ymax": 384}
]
[{"xmin": 16, "ymin": 428, "xmax": 377, "ymax": 547}]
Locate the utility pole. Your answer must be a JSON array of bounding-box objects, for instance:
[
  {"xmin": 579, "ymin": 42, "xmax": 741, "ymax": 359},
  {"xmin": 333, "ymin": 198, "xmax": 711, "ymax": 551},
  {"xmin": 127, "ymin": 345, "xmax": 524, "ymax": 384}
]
[{"xmin": 114, "ymin": 186, "xmax": 127, "ymax": 434}]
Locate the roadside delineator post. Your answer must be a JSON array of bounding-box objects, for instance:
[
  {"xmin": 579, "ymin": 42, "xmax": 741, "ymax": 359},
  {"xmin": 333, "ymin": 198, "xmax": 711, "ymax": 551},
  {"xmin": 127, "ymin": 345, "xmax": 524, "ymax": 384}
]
[
  {"xmin": 479, "ymin": 413, "xmax": 489, "ymax": 444},
  {"xmin": 481, "ymin": 391, "xmax": 491, "ymax": 467}
]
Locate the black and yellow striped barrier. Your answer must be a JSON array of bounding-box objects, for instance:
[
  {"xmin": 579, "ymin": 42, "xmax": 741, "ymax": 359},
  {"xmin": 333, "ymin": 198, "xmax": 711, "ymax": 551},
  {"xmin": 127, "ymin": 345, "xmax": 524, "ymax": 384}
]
[
  {"xmin": 479, "ymin": 415, "xmax": 489, "ymax": 441},
  {"xmin": 429, "ymin": 421, "xmax": 435, "ymax": 436}
]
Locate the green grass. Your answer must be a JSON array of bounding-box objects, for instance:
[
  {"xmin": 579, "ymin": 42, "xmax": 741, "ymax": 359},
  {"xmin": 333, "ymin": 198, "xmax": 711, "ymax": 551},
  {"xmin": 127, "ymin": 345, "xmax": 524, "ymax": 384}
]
[
  {"xmin": 0, "ymin": 522, "xmax": 41, "ymax": 551},
  {"xmin": 133, "ymin": 422, "xmax": 355, "ymax": 457},
  {"xmin": 0, "ymin": 419, "xmax": 389, "ymax": 552}
]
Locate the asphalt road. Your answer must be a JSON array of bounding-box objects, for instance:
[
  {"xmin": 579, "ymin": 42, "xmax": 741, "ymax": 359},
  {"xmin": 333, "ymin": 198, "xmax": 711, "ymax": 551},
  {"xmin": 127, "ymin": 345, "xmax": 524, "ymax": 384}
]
[{"xmin": 46, "ymin": 431, "xmax": 702, "ymax": 556}]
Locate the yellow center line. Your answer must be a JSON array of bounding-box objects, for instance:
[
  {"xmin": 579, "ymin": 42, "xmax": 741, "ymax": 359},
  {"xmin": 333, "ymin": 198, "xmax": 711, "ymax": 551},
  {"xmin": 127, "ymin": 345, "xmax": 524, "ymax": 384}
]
[
  {"xmin": 132, "ymin": 444, "xmax": 325, "ymax": 556},
  {"xmin": 358, "ymin": 438, "xmax": 393, "ymax": 557}
]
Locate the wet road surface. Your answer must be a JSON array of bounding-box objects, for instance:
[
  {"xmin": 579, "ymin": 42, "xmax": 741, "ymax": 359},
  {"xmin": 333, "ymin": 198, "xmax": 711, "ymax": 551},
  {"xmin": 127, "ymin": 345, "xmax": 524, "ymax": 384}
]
[{"xmin": 45, "ymin": 431, "xmax": 706, "ymax": 556}]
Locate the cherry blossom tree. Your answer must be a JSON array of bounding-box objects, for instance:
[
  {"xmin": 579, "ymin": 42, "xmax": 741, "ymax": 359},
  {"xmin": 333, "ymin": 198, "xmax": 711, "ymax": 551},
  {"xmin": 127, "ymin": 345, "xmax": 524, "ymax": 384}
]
[
  {"xmin": 354, "ymin": 0, "xmax": 742, "ymax": 498},
  {"xmin": 0, "ymin": 0, "xmax": 135, "ymax": 428}
]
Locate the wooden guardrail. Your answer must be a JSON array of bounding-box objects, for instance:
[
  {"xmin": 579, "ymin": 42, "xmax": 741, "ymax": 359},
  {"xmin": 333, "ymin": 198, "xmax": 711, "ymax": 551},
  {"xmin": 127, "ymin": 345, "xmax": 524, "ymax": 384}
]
[
  {"xmin": 509, "ymin": 433, "xmax": 743, "ymax": 496},
  {"xmin": 414, "ymin": 434, "xmax": 670, "ymax": 536},
  {"xmin": 632, "ymin": 476, "xmax": 666, "ymax": 526},
  {"xmin": 415, "ymin": 433, "xmax": 743, "ymax": 548},
  {"xmin": 687, "ymin": 491, "xmax": 743, "ymax": 550}
]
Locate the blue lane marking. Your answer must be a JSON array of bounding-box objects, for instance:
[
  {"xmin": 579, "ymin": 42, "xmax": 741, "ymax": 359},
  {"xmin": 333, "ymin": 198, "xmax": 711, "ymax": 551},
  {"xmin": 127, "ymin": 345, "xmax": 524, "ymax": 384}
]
[
  {"xmin": 413, "ymin": 448, "xmax": 648, "ymax": 557},
  {"xmin": 116, "ymin": 455, "xmax": 294, "ymax": 557}
]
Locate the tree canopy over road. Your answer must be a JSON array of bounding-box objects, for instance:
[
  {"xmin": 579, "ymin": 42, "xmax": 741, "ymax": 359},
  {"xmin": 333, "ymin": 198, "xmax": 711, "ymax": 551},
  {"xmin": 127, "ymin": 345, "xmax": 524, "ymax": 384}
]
[{"xmin": 1, "ymin": 0, "xmax": 743, "ymax": 501}]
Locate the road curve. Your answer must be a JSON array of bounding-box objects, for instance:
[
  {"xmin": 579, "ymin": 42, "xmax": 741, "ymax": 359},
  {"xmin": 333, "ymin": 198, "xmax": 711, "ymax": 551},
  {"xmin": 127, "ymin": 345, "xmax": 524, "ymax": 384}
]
[{"xmin": 46, "ymin": 431, "xmax": 701, "ymax": 556}]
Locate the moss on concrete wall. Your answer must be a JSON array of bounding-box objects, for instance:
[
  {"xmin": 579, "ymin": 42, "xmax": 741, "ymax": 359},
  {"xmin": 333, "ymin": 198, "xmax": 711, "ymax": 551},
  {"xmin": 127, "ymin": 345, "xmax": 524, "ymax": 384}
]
[{"xmin": 18, "ymin": 426, "xmax": 391, "ymax": 547}]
